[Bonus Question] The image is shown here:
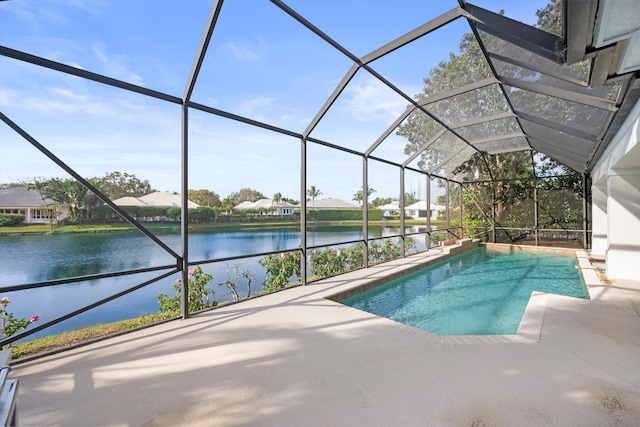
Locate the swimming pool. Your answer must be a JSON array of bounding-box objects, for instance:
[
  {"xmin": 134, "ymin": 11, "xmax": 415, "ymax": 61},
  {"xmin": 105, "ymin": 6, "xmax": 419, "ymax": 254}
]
[{"xmin": 340, "ymin": 246, "xmax": 588, "ymax": 335}]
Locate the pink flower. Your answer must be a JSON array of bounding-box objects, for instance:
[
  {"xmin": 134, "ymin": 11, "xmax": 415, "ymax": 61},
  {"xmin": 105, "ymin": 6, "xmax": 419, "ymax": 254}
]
[
  {"xmin": 187, "ymin": 270, "xmax": 193, "ymax": 278},
  {"xmin": 280, "ymin": 253, "xmax": 286, "ymax": 259},
  {"xmin": 1, "ymin": 297, "xmax": 9, "ymax": 305},
  {"xmin": 377, "ymin": 248, "xmax": 382, "ymax": 253},
  {"xmin": 176, "ymin": 278, "xmax": 182, "ymax": 285},
  {"xmin": 389, "ymin": 254, "xmax": 394, "ymax": 259},
  {"xmin": 307, "ymin": 256, "xmax": 311, "ymax": 262},
  {"xmin": 30, "ymin": 315, "xmax": 40, "ymax": 322},
  {"xmin": 312, "ymin": 249, "xmax": 317, "ymax": 255}
]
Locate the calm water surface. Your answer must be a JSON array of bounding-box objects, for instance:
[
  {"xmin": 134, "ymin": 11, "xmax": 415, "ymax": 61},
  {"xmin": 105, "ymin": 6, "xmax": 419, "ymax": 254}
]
[
  {"xmin": 0, "ymin": 225, "xmax": 403, "ymax": 338},
  {"xmin": 342, "ymin": 246, "xmax": 587, "ymax": 335}
]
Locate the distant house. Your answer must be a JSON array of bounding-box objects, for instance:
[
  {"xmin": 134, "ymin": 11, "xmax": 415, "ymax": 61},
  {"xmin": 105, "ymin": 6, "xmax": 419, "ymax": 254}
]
[
  {"xmin": 305, "ymin": 198, "xmax": 358, "ymax": 209},
  {"xmin": 112, "ymin": 191, "xmax": 199, "ymax": 208},
  {"xmin": 0, "ymin": 187, "xmax": 69, "ymax": 223},
  {"xmin": 235, "ymin": 199, "xmax": 295, "ymax": 215},
  {"xmin": 378, "ymin": 201, "xmax": 401, "ymax": 218},
  {"xmin": 405, "ymin": 201, "xmax": 446, "ymax": 220}
]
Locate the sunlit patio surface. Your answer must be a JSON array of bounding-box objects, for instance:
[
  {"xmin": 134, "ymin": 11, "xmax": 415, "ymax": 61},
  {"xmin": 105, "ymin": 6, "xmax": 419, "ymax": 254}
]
[{"xmin": 12, "ymin": 242, "xmax": 640, "ymax": 426}]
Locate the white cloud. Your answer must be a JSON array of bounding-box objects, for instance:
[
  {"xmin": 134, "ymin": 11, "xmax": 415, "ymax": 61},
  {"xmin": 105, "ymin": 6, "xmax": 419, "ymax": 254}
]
[
  {"xmin": 91, "ymin": 42, "xmax": 145, "ymax": 86},
  {"xmin": 222, "ymin": 37, "xmax": 265, "ymax": 61},
  {"xmin": 234, "ymin": 95, "xmax": 273, "ymax": 122},
  {"xmin": 343, "ymin": 76, "xmax": 408, "ymax": 122}
]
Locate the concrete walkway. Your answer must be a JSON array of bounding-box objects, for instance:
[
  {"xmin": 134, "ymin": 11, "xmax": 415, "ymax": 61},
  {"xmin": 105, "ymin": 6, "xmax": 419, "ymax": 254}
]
[{"xmin": 11, "ymin": 243, "xmax": 640, "ymax": 426}]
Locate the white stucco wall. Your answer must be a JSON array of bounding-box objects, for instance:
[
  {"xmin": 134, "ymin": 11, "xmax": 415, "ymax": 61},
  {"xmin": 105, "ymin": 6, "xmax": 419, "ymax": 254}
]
[{"xmin": 590, "ymin": 98, "xmax": 640, "ymax": 281}]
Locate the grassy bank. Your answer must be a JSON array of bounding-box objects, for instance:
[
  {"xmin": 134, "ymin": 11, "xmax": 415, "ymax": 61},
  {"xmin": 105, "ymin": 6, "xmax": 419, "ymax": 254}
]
[
  {"xmin": 0, "ymin": 219, "xmax": 441, "ymax": 235},
  {"xmin": 10, "ymin": 314, "xmax": 168, "ymax": 361},
  {"xmin": 0, "ymin": 221, "xmax": 298, "ymax": 235}
]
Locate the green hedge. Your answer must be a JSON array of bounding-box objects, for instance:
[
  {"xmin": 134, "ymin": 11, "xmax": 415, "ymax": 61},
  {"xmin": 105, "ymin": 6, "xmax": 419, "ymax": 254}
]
[
  {"xmin": 306, "ymin": 209, "xmax": 382, "ymax": 221},
  {"xmin": 0, "ymin": 214, "xmax": 25, "ymax": 226}
]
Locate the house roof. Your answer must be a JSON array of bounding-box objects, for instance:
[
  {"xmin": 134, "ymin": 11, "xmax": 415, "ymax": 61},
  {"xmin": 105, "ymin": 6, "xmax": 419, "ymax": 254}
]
[
  {"xmin": 0, "ymin": 187, "xmax": 55, "ymax": 207},
  {"xmin": 113, "ymin": 192, "xmax": 199, "ymax": 208},
  {"xmin": 405, "ymin": 201, "xmax": 446, "ymax": 211},
  {"xmin": 378, "ymin": 201, "xmax": 400, "ymax": 210},
  {"xmin": 306, "ymin": 198, "xmax": 359, "ymax": 209},
  {"xmin": 112, "ymin": 196, "xmax": 148, "ymax": 207},
  {"xmin": 235, "ymin": 199, "xmax": 295, "ymax": 209}
]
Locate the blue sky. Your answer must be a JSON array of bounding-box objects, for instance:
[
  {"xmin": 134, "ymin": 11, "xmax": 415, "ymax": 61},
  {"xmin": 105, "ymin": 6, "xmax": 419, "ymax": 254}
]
[{"xmin": 0, "ymin": 0, "xmax": 549, "ymax": 204}]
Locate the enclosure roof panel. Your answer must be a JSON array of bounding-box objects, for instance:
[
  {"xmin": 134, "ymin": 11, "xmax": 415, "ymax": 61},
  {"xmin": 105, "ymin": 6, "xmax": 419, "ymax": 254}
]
[{"xmin": 1, "ymin": 0, "xmax": 638, "ymax": 189}]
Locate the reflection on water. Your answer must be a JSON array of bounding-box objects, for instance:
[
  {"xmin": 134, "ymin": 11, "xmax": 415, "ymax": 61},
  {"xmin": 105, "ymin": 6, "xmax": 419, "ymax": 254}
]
[{"xmin": 0, "ymin": 225, "xmax": 408, "ymax": 338}]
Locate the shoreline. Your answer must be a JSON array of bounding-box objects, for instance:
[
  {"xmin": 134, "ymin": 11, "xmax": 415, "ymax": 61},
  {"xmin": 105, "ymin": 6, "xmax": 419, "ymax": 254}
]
[{"xmin": 0, "ymin": 219, "xmax": 436, "ymax": 236}]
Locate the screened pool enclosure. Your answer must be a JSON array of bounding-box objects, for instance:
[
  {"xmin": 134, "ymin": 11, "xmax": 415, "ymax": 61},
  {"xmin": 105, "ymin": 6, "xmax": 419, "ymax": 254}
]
[{"xmin": 1, "ymin": 0, "xmax": 639, "ymax": 345}]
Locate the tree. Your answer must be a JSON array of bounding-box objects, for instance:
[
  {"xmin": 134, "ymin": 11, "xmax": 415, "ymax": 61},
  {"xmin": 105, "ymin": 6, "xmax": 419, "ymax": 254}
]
[
  {"xmin": 272, "ymin": 192, "xmax": 282, "ymax": 204},
  {"xmin": 352, "ymin": 186, "xmax": 376, "ymax": 207},
  {"xmin": 27, "ymin": 178, "xmax": 57, "ymax": 223},
  {"xmin": 217, "ymin": 263, "xmax": 255, "ymax": 301},
  {"xmin": 34, "ymin": 178, "xmax": 88, "ymax": 222},
  {"xmin": 371, "ymin": 197, "xmax": 393, "ymax": 208},
  {"xmin": 96, "ymin": 171, "xmax": 154, "ymax": 200},
  {"xmin": 397, "ymin": 0, "xmax": 580, "ymax": 237},
  {"xmin": 228, "ymin": 188, "xmax": 266, "ymax": 205},
  {"xmin": 403, "ymin": 192, "xmax": 419, "ymax": 206},
  {"xmin": 220, "ymin": 196, "xmax": 236, "ymax": 214},
  {"xmin": 282, "ymin": 197, "xmax": 299, "ymax": 205},
  {"xmin": 306, "ymin": 185, "xmax": 322, "ymax": 207},
  {"xmin": 188, "ymin": 189, "xmax": 221, "ymax": 207}
]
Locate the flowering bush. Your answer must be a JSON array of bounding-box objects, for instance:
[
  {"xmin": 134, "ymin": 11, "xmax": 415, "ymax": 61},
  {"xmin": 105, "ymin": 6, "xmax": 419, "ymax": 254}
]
[
  {"xmin": 258, "ymin": 251, "xmax": 302, "ymax": 293},
  {"xmin": 157, "ymin": 265, "xmax": 216, "ymax": 318},
  {"xmin": 309, "ymin": 245, "xmax": 364, "ymax": 278},
  {"xmin": 260, "ymin": 238, "xmax": 417, "ymax": 291},
  {"xmin": 1, "ymin": 297, "xmax": 40, "ymax": 340},
  {"xmin": 368, "ymin": 239, "xmax": 402, "ymax": 264}
]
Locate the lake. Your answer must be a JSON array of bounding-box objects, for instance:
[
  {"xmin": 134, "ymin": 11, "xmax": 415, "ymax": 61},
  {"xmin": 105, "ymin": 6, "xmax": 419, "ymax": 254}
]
[{"xmin": 0, "ymin": 224, "xmax": 419, "ymax": 339}]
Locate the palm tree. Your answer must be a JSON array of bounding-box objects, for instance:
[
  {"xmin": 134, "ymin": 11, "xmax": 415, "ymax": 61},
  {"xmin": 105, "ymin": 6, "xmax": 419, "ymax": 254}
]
[
  {"xmin": 352, "ymin": 186, "xmax": 376, "ymax": 207},
  {"xmin": 272, "ymin": 192, "xmax": 282, "ymax": 204},
  {"xmin": 306, "ymin": 186, "xmax": 322, "ymax": 208}
]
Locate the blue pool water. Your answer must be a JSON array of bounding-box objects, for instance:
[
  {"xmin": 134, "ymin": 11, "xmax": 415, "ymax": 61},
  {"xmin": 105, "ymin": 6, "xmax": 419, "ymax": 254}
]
[{"xmin": 341, "ymin": 246, "xmax": 588, "ymax": 335}]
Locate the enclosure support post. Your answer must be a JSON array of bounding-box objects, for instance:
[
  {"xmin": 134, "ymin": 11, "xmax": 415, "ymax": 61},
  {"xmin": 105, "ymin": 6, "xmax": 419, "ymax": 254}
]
[
  {"xmin": 582, "ymin": 173, "xmax": 589, "ymax": 249},
  {"xmin": 180, "ymin": 104, "xmax": 189, "ymax": 319},
  {"xmin": 426, "ymin": 174, "xmax": 431, "ymax": 249},
  {"xmin": 179, "ymin": 0, "xmax": 222, "ymax": 317},
  {"xmin": 400, "ymin": 167, "xmax": 406, "ymax": 257},
  {"xmin": 534, "ymin": 184, "xmax": 539, "ymax": 246},
  {"xmin": 300, "ymin": 137, "xmax": 308, "ymax": 284},
  {"xmin": 445, "ymin": 180, "xmax": 450, "ymax": 234},
  {"xmin": 362, "ymin": 156, "xmax": 369, "ymax": 268},
  {"xmin": 459, "ymin": 183, "xmax": 463, "ymax": 239},
  {"xmin": 491, "ymin": 182, "xmax": 496, "ymax": 243}
]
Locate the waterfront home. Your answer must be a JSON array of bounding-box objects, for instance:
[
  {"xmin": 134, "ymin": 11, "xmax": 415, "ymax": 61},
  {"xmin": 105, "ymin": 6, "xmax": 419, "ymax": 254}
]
[
  {"xmin": 305, "ymin": 198, "xmax": 359, "ymax": 209},
  {"xmin": 0, "ymin": 186, "xmax": 68, "ymax": 224},
  {"xmin": 112, "ymin": 191, "xmax": 199, "ymax": 208},
  {"xmin": 378, "ymin": 201, "xmax": 401, "ymax": 218},
  {"xmin": 405, "ymin": 201, "xmax": 446, "ymax": 220},
  {"xmin": 235, "ymin": 199, "xmax": 296, "ymax": 215}
]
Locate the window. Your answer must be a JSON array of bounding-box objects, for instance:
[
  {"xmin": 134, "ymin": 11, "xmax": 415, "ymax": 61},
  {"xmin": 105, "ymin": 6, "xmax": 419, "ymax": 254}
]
[
  {"xmin": 0, "ymin": 209, "xmax": 26, "ymax": 215},
  {"xmin": 32, "ymin": 209, "xmax": 54, "ymax": 219}
]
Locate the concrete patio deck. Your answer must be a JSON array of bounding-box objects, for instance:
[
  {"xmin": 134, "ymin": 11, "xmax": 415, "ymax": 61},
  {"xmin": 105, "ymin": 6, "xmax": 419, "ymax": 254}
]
[{"xmin": 10, "ymin": 243, "xmax": 640, "ymax": 426}]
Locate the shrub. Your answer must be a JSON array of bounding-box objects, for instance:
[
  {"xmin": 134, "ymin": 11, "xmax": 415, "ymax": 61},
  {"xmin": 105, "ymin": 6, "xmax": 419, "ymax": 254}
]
[
  {"xmin": 308, "ymin": 209, "xmax": 364, "ymax": 221},
  {"xmin": 0, "ymin": 214, "xmax": 25, "ymax": 226},
  {"xmin": 166, "ymin": 207, "xmax": 181, "ymax": 221},
  {"xmin": 258, "ymin": 251, "xmax": 302, "ymax": 293},
  {"xmin": 1, "ymin": 297, "xmax": 39, "ymax": 340},
  {"xmin": 308, "ymin": 245, "xmax": 364, "ymax": 278},
  {"xmin": 157, "ymin": 266, "xmax": 216, "ymax": 318},
  {"xmin": 189, "ymin": 206, "xmax": 216, "ymax": 223},
  {"xmin": 368, "ymin": 238, "xmax": 406, "ymax": 264}
]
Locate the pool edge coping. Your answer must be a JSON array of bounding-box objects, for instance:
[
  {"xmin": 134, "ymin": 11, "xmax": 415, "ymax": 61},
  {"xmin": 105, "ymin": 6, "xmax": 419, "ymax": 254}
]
[{"xmin": 321, "ymin": 241, "xmax": 602, "ymax": 345}]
